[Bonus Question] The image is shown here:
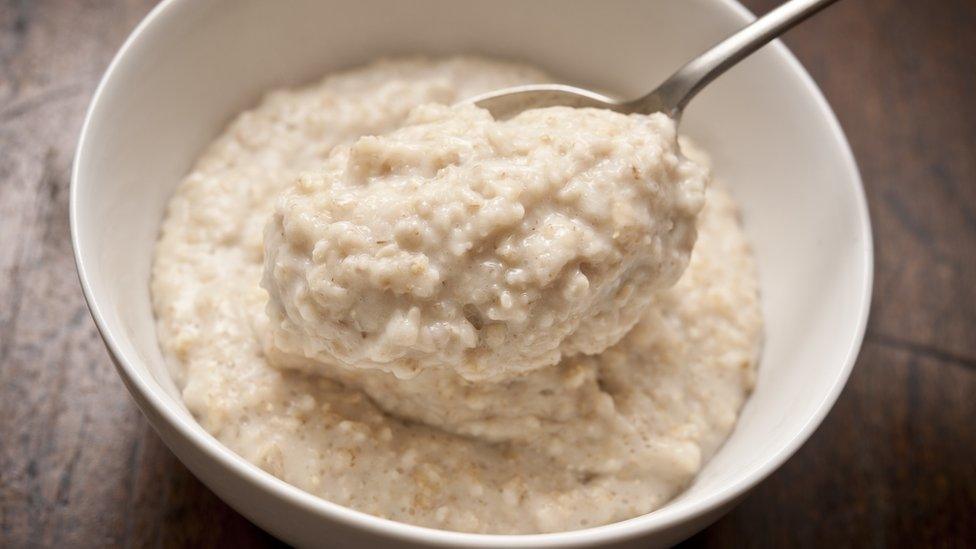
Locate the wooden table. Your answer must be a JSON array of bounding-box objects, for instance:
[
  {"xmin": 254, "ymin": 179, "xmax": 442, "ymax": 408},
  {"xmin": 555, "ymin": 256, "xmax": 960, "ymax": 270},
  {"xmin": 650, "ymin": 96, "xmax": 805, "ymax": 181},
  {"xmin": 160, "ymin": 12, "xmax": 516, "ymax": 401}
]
[{"xmin": 1, "ymin": 0, "xmax": 973, "ymax": 546}]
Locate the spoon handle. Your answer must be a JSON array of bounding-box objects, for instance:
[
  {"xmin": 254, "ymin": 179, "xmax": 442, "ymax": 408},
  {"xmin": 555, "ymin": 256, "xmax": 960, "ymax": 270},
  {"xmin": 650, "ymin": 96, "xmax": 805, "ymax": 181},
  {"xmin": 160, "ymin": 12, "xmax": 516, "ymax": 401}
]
[{"xmin": 639, "ymin": 0, "xmax": 840, "ymax": 117}]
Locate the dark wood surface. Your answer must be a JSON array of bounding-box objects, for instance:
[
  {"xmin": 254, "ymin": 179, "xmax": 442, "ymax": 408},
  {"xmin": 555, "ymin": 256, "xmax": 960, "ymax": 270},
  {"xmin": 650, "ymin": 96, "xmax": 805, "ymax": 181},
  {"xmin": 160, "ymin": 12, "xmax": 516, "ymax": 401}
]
[{"xmin": 1, "ymin": 0, "xmax": 974, "ymax": 546}]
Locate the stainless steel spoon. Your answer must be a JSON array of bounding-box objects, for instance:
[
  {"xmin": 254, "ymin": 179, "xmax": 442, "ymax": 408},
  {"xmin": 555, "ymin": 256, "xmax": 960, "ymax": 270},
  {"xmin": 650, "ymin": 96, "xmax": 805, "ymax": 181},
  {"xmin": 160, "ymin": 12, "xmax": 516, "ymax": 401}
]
[{"xmin": 467, "ymin": 0, "xmax": 839, "ymax": 121}]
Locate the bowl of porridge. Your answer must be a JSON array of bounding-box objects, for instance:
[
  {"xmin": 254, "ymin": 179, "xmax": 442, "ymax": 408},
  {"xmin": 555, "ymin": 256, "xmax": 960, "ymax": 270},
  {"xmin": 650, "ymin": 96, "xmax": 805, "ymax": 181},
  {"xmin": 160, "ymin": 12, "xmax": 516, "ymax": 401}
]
[{"xmin": 71, "ymin": 0, "xmax": 872, "ymax": 546}]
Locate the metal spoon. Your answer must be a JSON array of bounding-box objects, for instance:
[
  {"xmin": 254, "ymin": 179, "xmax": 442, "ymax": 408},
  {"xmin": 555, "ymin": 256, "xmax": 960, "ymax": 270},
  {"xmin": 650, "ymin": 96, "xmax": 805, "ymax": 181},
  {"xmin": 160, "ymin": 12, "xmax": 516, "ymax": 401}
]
[{"xmin": 467, "ymin": 0, "xmax": 839, "ymax": 121}]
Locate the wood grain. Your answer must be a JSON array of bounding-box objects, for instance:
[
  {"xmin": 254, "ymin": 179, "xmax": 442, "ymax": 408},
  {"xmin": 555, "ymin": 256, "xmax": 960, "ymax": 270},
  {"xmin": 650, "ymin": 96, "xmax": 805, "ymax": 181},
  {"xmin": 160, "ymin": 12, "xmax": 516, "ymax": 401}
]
[{"xmin": 1, "ymin": 0, "xmax": 973, "ymax": 547}]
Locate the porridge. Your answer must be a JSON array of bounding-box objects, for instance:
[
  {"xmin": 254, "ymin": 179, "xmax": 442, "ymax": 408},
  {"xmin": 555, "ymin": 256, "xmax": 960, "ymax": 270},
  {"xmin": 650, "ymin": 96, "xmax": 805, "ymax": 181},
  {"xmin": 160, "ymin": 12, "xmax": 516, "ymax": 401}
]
[
  {"xmin": 151, "ymin": 56, "xmax": 763, "ymax": 534},
  {"xmin": 263, "ymin": 103, "xmax": 705, "ymax": 380}
]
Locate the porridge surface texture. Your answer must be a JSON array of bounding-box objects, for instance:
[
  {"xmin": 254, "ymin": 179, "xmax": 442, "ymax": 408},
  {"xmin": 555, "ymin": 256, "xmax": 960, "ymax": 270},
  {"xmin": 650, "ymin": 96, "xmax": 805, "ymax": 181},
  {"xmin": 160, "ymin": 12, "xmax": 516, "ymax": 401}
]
[
  {"xmin": 151, "ymin": 56, "xmax": 763, "ymax": 534},
  {"xmin": 262, "ymin": 102, "xmax": 706, "ymax": 381}
]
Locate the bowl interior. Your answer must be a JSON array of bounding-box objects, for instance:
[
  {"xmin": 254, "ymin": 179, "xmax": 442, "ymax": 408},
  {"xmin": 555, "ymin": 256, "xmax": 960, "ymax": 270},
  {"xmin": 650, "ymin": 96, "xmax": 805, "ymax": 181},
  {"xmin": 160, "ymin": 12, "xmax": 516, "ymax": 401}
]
[{"xmin": 73, "ymin": 0, "xmax": 870, "ymax": 544}]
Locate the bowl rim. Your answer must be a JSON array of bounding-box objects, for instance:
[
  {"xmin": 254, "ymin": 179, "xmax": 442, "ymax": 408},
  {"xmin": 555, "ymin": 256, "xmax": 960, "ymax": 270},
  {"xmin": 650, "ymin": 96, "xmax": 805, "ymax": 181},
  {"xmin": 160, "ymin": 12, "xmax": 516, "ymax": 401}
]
[{"xmin": 70, "ymin": 0, "xmax": 873, "ymax": 545}]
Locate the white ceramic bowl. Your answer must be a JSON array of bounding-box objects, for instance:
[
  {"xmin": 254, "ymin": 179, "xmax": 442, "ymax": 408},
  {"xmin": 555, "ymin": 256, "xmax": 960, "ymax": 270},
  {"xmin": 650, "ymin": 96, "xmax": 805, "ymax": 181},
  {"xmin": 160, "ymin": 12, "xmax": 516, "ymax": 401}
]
[{"xmin": 71, "ymin": 0, "xmax": 872, "ymax": 546}]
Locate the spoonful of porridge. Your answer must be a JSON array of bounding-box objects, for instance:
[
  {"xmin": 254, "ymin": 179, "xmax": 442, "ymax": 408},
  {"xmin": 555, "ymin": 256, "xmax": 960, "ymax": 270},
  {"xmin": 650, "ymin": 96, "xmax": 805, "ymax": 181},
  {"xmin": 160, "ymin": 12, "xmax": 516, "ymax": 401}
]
[
  {"xmin": 263, "ymin": 104, "xmax": 706, "ymax": 381},
  {"xmin": 467, "ymin": 0, "xmax": 839, "ymax": 120}
]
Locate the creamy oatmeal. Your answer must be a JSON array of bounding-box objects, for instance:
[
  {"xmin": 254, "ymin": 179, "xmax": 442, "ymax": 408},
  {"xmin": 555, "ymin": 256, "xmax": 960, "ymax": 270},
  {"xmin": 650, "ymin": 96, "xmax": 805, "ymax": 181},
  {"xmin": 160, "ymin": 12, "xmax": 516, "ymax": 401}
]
[
  {"xmin": 264, "ymin": 103, "xmax": 705, "ymax": 381},
  {"xmin": 151, "ymin": 56, "xmax": 762, "ymax": 534}
]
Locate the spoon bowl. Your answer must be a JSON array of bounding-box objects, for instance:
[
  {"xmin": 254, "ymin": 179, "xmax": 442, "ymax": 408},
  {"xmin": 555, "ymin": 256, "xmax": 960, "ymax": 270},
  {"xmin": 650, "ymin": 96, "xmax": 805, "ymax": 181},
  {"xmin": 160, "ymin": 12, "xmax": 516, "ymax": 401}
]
[{"xmin": 466, "ymin": 84, "xmax": 629, "ymax": 120}]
